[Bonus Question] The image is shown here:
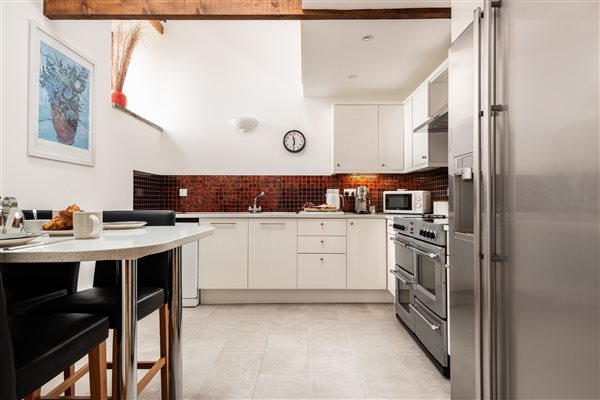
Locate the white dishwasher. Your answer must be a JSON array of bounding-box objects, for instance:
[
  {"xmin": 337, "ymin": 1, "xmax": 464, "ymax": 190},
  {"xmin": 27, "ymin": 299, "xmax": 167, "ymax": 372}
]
[{"xmin": 176, "ymin": 218, "xmax": 200, "ymax": 307}]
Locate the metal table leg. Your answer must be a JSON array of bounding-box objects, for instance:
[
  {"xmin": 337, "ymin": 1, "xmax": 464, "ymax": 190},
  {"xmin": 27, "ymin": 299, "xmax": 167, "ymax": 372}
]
[
  {"xmin": 116, "ymin": 259, "xmax": 138, "ymax": 400},
  {"xmin": 168, "ymin": 246, "xmax": 183, "ymax": 399}
]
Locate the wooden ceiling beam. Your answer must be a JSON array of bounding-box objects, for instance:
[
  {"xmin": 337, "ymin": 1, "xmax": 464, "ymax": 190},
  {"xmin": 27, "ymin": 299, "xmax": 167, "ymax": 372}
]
[{"xmin": 44, "ymin": 0, "xmax": 450, "ymax": 20}]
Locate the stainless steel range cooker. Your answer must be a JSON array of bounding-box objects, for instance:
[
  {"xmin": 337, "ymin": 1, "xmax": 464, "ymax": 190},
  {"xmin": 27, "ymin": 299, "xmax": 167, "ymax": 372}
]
[{"xmin": 390, "ymin": 215, "xmax": 449, "ymax": 376}]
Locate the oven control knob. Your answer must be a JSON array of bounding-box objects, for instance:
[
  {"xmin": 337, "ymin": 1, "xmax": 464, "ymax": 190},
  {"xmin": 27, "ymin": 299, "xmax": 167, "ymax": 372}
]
[
  {"xmin": 431, "ymin": 231, "xmax": 436, "ymax": 239},
  {"xmin": 419, "ymin": 229, "xmax": 424, "ymax": 236}
]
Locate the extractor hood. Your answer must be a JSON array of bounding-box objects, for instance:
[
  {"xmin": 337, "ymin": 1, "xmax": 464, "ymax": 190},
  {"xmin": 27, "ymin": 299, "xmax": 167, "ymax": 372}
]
[{"xmin": 414, "ymin": 105, "xmax": 448, "ymax": 133}]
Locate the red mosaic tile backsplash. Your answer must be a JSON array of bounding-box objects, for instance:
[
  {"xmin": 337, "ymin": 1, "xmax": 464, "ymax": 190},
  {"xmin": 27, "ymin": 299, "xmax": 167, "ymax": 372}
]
[{"xmin": 134, "ymin": 169, "xmax": 448, "ymax": 213}]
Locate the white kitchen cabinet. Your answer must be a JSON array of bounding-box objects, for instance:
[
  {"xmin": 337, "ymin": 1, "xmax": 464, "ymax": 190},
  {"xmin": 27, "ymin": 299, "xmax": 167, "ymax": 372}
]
[
  {"xmin": 298, "ymin": 254, "xmax": 347, "ymax": 289},
  {"xmin": 378, "ymin": 105, "xmax": 404, "ymax": 170},
  {"xmin": 333, "ymin": 104, "xmax": 404, "ymax": 173},
  {"xmin": 412, "ymin": 83, "xmax": 429, "ymax": 131},
  {"xmin": 298, "ymin": 219, "xmax": 346, "ymax": 236},
  {"xmin": 346, "ymin": 219, "xmax": 386, "ymax": 289},
  {"xmin": 298, "ymin": 236, "xmax": 346, "ymax": 254},
  {"xmin": 405, "ymin": 60, "xmax": 449, "ymax": 172},
  {"xmin": 403, "ymin": 97, "xmax": 414, "ymax": 171},
  {"xmin": 198, "ymin": 219, "xmax": 248, "ymax": 289},
  {"xmin": 333, "ymin": 105, "xmax": 379, "ymax": 171},
  {"xmin": 249, "ymin": 219, "xmax": 298, "ymax": 289}
]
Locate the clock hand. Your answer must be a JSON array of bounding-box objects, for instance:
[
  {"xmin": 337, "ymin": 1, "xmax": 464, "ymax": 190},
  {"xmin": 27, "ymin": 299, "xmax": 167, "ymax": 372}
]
[{"xmin": 293, "ymin": 137, "xmax": 296, "ymax": 147}]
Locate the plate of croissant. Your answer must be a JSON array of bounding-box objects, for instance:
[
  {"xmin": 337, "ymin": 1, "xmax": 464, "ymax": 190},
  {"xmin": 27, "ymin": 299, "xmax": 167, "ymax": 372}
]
[{"xmin": 41, "ymin": 204, "xmax": 80, "ymax": 236}]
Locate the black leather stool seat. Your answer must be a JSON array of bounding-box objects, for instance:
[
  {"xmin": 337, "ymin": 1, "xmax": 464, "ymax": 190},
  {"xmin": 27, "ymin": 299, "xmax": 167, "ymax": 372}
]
[
  {"xmin": 4, "ymin": 286, "xmax": 68, "ymax": 314},
  {"xmin": 29, "ymin": 286, "xmax": 165, "ymax": 328},
  {"xmin": 10, "ymin": 313, "xmax": 108, "ymax": 398}
]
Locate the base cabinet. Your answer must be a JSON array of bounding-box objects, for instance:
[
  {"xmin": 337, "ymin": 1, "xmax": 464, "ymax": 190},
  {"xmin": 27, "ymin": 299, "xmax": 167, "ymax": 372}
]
[
  {"xmin": 347, "ymin": 219, "xmax": 387, "ymax": 289},
  {"xmin": 298, "ymin": 254, "xmax": 347, "ymax": 289},
  {"xmin": 248, "ymin": 219, "xmax": 298, "ymax": 289},
  {"xmin": 198, "ymin": 219, "xmax": 248, "ymax": 289}
]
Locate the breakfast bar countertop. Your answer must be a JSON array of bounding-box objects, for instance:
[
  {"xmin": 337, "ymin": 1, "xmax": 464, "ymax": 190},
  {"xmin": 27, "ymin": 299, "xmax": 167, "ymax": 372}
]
[{"xmin": 0, "ymin": 225, "xmax": 215, "ymax": 263}]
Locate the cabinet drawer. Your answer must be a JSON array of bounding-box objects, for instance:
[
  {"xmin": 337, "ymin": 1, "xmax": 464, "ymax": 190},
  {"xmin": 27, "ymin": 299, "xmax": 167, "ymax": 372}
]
[
  {"xmin": 298, "ymin": 219, "xmax": 346, "ymax": 236},
  {"xmin": 298, "ymin": 236, "xmax": 346, "ymax": 254},
  {"xmin": 298, "ymin": 254, "xmax": 347, "ymax": 289}
]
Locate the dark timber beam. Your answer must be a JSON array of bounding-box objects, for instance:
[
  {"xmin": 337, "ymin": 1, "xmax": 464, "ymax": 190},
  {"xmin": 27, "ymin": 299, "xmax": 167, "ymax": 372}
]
[{"xmin": 44, "ymin": 0, "xmax": 451, "ymax": 20}]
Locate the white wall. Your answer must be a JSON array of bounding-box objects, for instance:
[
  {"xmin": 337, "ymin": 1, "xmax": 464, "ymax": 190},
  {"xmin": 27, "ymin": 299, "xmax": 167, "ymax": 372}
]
[
  {"xmin": 0, "ymin": 1, "xmax": 163, "ymax": 210},
  {"xmin": 125, "ymin": 21, "xmax": 335, "ymax": 176}
]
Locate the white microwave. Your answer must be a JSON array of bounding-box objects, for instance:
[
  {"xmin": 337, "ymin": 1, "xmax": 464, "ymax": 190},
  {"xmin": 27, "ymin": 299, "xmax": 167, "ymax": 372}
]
[{"xmin": 383, "ymin": 190, "xmax": 432, "ymax": 214}]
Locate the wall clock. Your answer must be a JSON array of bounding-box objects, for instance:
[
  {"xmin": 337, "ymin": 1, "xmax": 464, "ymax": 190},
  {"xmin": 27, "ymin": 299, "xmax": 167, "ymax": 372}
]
[{"xmin": 283, "ymin": 130, "xmax": 306, "ymax": 153}]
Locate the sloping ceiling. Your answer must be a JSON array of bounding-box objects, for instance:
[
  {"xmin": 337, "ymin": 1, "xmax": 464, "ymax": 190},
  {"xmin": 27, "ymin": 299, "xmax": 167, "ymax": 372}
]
[{"xmin": 302, "ymin": 19, "xmax": 450, "ymax": 98}]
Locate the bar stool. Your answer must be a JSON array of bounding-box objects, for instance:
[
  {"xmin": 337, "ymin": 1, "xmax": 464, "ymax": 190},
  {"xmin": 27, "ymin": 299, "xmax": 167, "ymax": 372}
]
[
  {"xmin": 30, "ymin": 210, "xmax": 175, "ymax": 399},
  {"xmin": 0, "ymin": 271, "xmax": 109, "ymax": 400}
]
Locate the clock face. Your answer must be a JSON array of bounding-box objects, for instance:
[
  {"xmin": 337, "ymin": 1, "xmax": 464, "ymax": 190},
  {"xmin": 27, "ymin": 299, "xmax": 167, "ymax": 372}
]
[{"xmin": 283, "ymin": 130, "xmax": 306, "ymax": 153}]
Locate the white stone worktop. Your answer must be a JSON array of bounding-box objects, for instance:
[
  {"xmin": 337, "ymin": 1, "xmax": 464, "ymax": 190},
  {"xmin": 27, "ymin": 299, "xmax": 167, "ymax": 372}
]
[
  {"xmin": 0, "ymin": 225, "xmax": 214, "ymax": 263},
  {"xmin": 177, "ymin": 212, "xmax": 391, "ymax": 219}
]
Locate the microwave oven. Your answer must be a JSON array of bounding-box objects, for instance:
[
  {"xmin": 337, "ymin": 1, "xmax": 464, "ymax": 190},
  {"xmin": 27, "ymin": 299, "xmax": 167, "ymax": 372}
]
[{"xmin": 383, "ymin": 190, "xmax": 432, "ymax": 214}]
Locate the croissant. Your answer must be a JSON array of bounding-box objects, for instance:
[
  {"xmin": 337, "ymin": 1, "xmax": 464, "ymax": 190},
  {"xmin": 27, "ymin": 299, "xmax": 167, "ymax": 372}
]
[{"xmin": 42, "ymin": 204, "xmax": 81, "ymax": 230}]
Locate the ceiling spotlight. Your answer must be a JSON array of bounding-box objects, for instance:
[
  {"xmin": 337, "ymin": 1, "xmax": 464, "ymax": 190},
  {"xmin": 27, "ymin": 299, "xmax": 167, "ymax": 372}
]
[
  {"xmin": 362, "ymin": 35, "xmax": 374, "ymax": 41},
  {"xmin": 348, "ymin": 74, "xmax": 358, "ymax": 80}
]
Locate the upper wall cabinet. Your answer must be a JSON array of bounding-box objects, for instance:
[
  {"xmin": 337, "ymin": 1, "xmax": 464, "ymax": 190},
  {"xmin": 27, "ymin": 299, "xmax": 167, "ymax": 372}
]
[
  {"xmin": 333, "ymin": 104, "xmax": 404, "ymax": 173},
  {"xmin": 404, "ymin": 60, "xmax": 449, "ymax": 172}
]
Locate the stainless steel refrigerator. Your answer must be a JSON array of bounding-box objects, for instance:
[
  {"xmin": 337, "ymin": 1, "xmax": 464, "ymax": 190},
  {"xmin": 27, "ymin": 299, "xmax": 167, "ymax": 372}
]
[{"xmin": 448, "ymin": 1, "xmax": 599, "ymax": 399}]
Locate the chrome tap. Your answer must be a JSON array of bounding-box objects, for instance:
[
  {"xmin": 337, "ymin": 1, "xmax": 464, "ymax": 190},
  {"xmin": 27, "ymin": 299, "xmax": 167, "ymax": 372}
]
[{"xmin": 249, "ymin": 191, "xmax": 265, "ymax": 213}]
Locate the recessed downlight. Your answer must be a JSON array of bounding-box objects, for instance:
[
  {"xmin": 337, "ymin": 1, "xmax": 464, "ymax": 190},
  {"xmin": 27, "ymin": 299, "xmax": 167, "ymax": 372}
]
[
  {"xmin": 362, "ymin": 34, "xmax": 374, "ymax": 41},
  {"xmin": 348, "ymin": 74, "xmax": 358, "ymax": 80}
]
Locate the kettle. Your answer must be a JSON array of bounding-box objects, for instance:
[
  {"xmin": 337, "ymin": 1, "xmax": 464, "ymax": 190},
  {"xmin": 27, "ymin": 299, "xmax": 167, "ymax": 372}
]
[{"xmin": 325, "ymin": 189, "xmax": 344, "ymax": 210}]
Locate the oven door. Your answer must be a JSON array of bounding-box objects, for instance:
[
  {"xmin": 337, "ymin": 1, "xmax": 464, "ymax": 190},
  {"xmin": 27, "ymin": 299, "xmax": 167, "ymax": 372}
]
[
  {"xmin": 390, "ymin": 267, "xmax": 414, "ymax": 331},
  {"xmin": 412, "ymin": 240, "xmax": 447, "ymax": 318},
  {"xmin": 411, "ymin": 298, "xmax": 448, "ymax": 367},
  {"xmin": 384, "ymin": 193, "xmax": 414, "ymax": 213},
  {"xmin": 391, "ymin": 236, "xmax": 415, "ymax": 275}
]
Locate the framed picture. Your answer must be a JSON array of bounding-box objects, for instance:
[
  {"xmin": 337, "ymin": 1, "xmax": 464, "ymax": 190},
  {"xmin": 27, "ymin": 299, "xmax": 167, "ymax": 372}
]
[{"xmin": 28, "ymin": 21, "xmax": 95, "ymax": 166}]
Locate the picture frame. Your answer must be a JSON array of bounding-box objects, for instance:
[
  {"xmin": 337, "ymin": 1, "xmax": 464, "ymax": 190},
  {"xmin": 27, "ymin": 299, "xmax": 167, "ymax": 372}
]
[{"xmin": 27, "ymin": 21, "xmax": 95, "ymax": 166}]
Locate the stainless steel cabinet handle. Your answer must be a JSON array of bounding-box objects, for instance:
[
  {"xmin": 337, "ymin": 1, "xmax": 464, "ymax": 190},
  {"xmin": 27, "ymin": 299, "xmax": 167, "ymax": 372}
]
[
  {"xmin": 320, "ymin": 240, "xmax": 324, "ymax": 244},
  {"xmin": 350, "ymin": 222, "xmax": 354, "ymax": 226},
  {"xmin": 259, "ymin": 222, "xmax": 286, "ymax": 225},
  {"xmin": 406, "ymin": 245, "xmax": 438, "ymax": 259},
  {"xmin": 389, "ymin": 269, "xmax": 413, "ymax": 285},
  {"xmin": 320, "ymin": 257, "xmax": 324, "ymax": 261},
  {"xmin": 422, "ymin": 155, "xmax": 427, "ymax": 159},
  {"xmin": 337, "ymin": 163, "xmax": 341, "ymax": 167},
  {"xmin": 381, "ymin": 163, "xmax": 386, "ymax": 167},
  {"xmin": 320, "ymin": 222, "xmax": 324, "ymax": 226},
  {"xmin": 410, "ymin": 304, "xmax": 440, "ymax": 331},
  {"xmin": 210, "ymin": 222, "xmax": 237, "ymax": 225}
]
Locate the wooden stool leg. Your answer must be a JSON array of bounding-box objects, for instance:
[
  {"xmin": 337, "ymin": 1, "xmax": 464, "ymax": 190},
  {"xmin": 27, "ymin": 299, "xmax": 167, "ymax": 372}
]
[
  {"xmin": 24, "ymin": 388, "xmax": 41, "ymax": 400},
  {"xmin": 89, "ymin": 340, "xmax": 108, "ymax": 400},
  {"xmin": 159, "ymin": 304, "xmax": 169, "ymax": 400},
  {"xmin": 63, "ymin": 365, "xmax": 76, "ymax": 396},
  {"xmin": 112, "ymin": 329, "xmax": 119, "ymax": 399}
]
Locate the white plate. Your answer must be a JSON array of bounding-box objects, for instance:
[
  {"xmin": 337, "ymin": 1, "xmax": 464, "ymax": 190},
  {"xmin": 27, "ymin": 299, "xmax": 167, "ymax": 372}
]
[
  {"xmin": 0, "ymin": 232, "xmax": 40, "ymax": 248},
  {"xmin": 103, "ymin": 221, "xmax": 148, "ymax": 230},
  {"xmin": 45, "ymin": 230, "xmax": 74, "ymax": 237}
]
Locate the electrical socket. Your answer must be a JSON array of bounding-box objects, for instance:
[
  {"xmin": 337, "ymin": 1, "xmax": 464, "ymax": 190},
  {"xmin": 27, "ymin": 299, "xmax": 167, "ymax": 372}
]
[
  {"xmin": 344, "ymin": 188, "xmax": 356, "ymax": 197},
  {"xmin": 179, "ymin": 188, "xmax": 188, "ymax": 197}
]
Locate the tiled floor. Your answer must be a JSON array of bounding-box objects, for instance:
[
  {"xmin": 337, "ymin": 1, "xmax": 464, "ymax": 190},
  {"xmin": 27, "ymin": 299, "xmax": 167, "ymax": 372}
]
[{"xmin": 46, "ymin": 303, "xmax": 450, "ymax": 399}]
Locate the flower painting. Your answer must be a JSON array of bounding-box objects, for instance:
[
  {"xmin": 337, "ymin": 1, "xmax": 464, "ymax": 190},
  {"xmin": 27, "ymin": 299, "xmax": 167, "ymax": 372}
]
[{"xmin": 28, "ymin": 22, "xmax": 95, "ymax": 166}]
